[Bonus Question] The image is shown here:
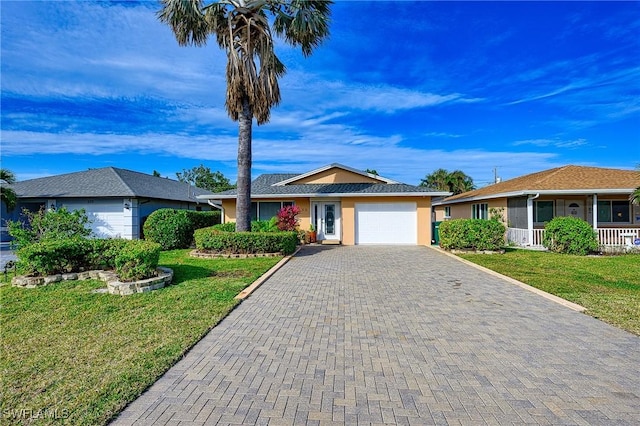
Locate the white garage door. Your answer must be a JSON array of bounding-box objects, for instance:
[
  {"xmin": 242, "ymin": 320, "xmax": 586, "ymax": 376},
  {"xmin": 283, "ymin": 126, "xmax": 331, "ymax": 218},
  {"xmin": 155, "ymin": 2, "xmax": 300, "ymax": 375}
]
[
  {"xmin": 355, "ymin": 202, "xmax": 417, "ymax": 245},
  {"xmin": 63, "ymin": 200, "xmax": 125, "ymax": 238}
]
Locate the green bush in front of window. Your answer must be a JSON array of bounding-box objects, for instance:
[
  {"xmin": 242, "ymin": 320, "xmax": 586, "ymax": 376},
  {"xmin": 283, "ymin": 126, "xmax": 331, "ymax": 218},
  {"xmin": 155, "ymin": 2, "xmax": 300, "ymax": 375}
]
[
  {"xmin": 542, "ymin": 216, "xmax": 598, "ymax": 255},
  {"xmin": 439, "ymin": 219, "xmax": 506, "ymax": 251}
]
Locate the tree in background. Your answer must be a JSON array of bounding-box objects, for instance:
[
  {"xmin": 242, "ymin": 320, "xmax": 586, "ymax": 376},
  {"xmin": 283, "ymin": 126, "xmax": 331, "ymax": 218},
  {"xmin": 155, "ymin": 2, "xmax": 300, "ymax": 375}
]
[
  {"xmin": 1, "ymin": 168, "xmax": 18, "ymax": 211},
  {"xmin": 158, "ymin": 0, "xmax": 332, "ymax": 231},
  {"xmin": 631, "ymin": 164, "xmax": 640, "ymax": 205},
  {"xmin": 365, "ymin": 168, "xmax": 379, "ymax": 176},
  {"xmin": 152, "ymin": 170, "xmax": 162, "ymax": 177},
  {"xmin": 176, "ymin": 164, "xmax": 235, "ymax": 193},
  {"xmin": 420, "ymin": 169, "xmax": 475, "ymax": 195}
]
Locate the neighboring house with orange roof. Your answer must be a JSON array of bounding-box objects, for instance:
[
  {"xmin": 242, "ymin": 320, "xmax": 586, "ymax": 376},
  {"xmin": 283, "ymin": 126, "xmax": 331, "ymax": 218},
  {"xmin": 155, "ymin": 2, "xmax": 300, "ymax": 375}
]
[{"xmin": 433, "ymin": 165, "xmax": 640, "ymax": 248}]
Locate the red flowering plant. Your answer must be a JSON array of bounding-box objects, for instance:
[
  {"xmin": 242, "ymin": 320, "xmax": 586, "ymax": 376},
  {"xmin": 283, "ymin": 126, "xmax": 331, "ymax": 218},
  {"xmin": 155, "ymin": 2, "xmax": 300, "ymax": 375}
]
[{"xmin": 276, "ymin": 205, "xmax": 301, "ymax": 231}]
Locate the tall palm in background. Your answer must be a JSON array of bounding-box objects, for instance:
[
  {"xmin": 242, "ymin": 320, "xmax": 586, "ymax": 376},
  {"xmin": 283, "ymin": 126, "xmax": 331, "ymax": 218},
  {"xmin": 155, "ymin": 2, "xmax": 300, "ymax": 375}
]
[
  {"xmin": 420, "ymin": 168, "xmax": 475, "ymax": 195},
  {"xmin": 631, "ymin": 165, "xmax": 640, "ymax": 205},
  {"xmin": 158, "ymin": 0, "xmax": 332, "ymax": 231},
  {"xmin": 447, "ymin": 170, "xmax": 475, "ymax": 194},
  {"xmin": 420, "ymin": 168, "xmax": 450, "ymax": 192},
  {"xmin": 0, "ymin": 169, "xmax": 17, "ymax": 211}
]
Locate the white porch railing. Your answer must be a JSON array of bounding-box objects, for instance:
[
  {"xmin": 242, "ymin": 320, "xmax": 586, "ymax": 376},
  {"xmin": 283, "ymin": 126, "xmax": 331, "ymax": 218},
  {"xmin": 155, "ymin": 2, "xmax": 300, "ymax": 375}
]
[
  {"xmin": 532, "ymin": 229, "xmax": 545, "ymax": 246},
  {"xmin": 506, "ymin": 227, "xmax": 528, "ymax": 246},
  {"xmin": 598, "ymin": 228, "xmax": 640, "ymax": 246},
  {"xmin": 507, "ymin": 227, "xmax": 640, "ymax": 248}
]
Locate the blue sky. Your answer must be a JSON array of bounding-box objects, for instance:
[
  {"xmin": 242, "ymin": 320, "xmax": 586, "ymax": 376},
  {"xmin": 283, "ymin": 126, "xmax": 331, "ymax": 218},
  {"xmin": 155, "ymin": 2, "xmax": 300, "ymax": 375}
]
[{"xmin": 2, "ymin": 1, "xmax": 639, "ymax": 188}]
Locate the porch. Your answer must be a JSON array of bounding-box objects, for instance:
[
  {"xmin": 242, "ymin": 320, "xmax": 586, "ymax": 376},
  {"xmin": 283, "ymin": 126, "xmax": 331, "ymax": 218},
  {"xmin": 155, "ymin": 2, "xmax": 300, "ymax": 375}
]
[{"xmin": 507, "ymin": 227, "xmax": 640, "ymax": 249}]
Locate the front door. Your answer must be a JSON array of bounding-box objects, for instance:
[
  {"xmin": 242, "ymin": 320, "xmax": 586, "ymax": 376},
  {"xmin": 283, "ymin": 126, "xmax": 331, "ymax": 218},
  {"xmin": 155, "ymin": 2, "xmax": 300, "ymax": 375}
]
[{"xmin": 314, "ymin": 202, "xmax": 341, "ymax": 241}]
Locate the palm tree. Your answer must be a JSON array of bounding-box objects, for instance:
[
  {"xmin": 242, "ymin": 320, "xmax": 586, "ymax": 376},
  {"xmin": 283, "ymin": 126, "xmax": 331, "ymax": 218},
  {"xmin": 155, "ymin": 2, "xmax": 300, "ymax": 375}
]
[
  {"xmin": 631, "ymin": 165, "xmax": 640, "ymax": 206},
  {"xmin": 420, "ymin": 169, "xmax": 475, "ymax": 195},
  {"xmin": 420, "ymin": 168, "xmax": 450, "ymax": 192},
  {"xmin": 158, "ymin": 0, "xmax": 332, "ymax": 231},
  {"xmin": 0, "ymin": 168, "xmax": 17, "ymax": 211},
  {"xmin": 447, "ymin": 170, "xmax": 475, "ymax": 194}
]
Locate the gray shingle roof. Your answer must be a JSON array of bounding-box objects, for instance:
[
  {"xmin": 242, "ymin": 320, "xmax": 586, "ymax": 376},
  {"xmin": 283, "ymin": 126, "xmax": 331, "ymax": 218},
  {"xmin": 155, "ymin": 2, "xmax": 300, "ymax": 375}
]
[
  {"xmin": 207, "ymin": 173, "xmax": 447, "ymax": 199},
  {"xmin": 11, "ymin": 167, "xmax": 214, "ymax": 202}
]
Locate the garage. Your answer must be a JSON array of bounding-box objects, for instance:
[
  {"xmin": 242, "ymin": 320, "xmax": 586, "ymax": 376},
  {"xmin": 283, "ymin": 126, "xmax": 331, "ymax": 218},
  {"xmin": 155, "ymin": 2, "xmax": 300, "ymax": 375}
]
[
  {"xmin": 63, "ymin": 200, "xmax": 125, "ymax": 238},
  {"xmin": 355, "ymin": 202, "xmax": 417, "ymax": 244}
]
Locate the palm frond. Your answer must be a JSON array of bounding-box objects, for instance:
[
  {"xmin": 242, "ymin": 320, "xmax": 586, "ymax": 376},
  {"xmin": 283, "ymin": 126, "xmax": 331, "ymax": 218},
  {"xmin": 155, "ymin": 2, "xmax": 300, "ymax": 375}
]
[
  {"xmin": 0, "ymin": 169, "xmax": 17, "ymax": 211},
  {"xmin": 159, "ymin": 0, "xmax": 331, "ymax": 123},
  {"xmin": 158, "ymin": 0, "xmax": 210, "ymax": 46},
  {"xmin": 0, "ymin": 169, "xmax": 16, "ymax": 184},
  {"xmin": 271, "ymin": 0, "xmax": 332, "ymax": 57}
]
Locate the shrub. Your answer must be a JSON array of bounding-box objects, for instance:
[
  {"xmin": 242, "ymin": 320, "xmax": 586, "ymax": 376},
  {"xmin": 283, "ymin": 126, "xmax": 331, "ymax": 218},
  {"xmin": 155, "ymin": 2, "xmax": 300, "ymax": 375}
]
[
  {"xmin": 143, "ymin": 209, "xmax": 222, "ymax": 250},
  {"xmin": 213, "ymin": 219, "xmax": 280, "ymax": 233},
  {"xmin": 185, "ymin": 210, "xmax": 221, "ymax": 231},
  {"xmin": 17, "ymin": 238, "xmax": 92, "ymax": 276},
  {"xmin": 7, "ymin": 206, "xmax": 92, "ymax": 248},
  {"xmin": 16, "ymin": 237, "xmax": 160, "ymax": 281},
  {"xmin": 252, "ymin": 217, "xmax": 279, "ymax": 232},
  {"xmin": 213, "ymin": 222, "xmax": 237, "ymax": 232},
  {"xmin": 194, "ymin": 227, "xmax": 297, "ymax": 255},
  {"xmin": 277, "ymin": 205, "xmax": 301, "ymax": 231},
  {"xmin": 85, "ymin": 239, "xmax": 129, "ymax": 270},
  {"xmin": 114, "ymin": 240, "xmax": 161, "ymax": 282},
  {"xmin": 439, "ymin": 219, "xmax": 506, "ymax": 251},
  {"xmin": 143, "ymin": 209, "xmax": 192, "ymax": 250},
  {"xmin": 543, "ymin": 216, "xmax": 598, "ymax": 255}
]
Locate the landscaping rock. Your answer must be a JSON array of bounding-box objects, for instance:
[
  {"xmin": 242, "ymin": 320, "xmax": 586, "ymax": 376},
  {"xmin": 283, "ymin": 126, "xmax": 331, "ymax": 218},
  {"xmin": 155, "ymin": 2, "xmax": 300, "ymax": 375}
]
[{"xmin": 12, "ymin": 267, "xmax": 173, "ymax": 296}]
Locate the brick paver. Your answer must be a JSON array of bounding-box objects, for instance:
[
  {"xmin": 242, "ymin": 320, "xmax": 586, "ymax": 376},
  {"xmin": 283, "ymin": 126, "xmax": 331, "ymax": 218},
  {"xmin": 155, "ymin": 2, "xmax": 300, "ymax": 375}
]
[{"xmin": 113, "ymin": 246, "xmax": 640, "ymax": 425}]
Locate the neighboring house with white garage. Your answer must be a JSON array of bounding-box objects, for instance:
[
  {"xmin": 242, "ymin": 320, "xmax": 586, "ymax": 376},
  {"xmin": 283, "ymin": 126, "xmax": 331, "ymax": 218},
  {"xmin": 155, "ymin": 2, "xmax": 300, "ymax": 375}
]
[
  {"xmin": 3, "ymin": 167, "xmax": 216, "ymax": 240},
  {"xmin": 198, "ymin": 163, "xmax": 450, "ymax": 245}
]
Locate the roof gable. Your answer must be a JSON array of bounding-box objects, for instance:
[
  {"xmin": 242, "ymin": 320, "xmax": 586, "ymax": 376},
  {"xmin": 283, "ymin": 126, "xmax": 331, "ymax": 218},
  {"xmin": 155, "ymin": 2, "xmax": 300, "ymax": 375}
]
[
  {"xmin": 443, "ymin": 165, "xmax": 639, "ymax": 203},
  {"xmin": 198, "ymin": 164, "xmax": 450, "ymax": 199},
  {"xmin": 274, "ymin": 163, "xmax": 398, "ymax": 186},
  {"xmin": 11, "ymin": 167, "xmax": 214, "ymax": 202}
]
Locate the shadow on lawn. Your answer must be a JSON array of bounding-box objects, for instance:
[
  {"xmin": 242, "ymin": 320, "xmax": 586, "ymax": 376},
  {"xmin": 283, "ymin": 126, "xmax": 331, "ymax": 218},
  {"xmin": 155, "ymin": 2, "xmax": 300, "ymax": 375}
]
[{"xmin": 161, "ymin": 263, "xmax": 213, "ymax": 284}]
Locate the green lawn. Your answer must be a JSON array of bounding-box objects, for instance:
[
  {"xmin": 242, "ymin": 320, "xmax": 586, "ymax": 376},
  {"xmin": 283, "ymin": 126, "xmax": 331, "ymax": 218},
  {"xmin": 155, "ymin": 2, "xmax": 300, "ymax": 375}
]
[
  {"xmin": 0, "ymin": 250, "xmax": 282, "ymax": 425},
  {"xmin": 458, "ymin": 249, "xmax": 640, "ymax": 336}
]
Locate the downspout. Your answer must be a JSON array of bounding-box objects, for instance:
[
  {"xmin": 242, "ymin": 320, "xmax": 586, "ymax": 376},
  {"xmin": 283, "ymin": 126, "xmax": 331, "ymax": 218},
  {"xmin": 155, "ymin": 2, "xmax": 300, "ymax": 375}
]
[
  {"xmin": 207, "ymin": 200, "xmax": 225, "ymax": 223},
  {"xmin": 527, "ymin": 193, "xmax": 540, "ymax": 246}
]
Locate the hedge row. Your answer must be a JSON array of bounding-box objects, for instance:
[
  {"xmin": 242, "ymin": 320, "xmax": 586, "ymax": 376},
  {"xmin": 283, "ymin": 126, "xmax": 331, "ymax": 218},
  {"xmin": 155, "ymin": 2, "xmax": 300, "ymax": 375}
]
[
  {"xmin": 17, "ymin": 238, "xmax": 161, "ymax": 281},
  {"xmin": 143, "ymin": 209, "xmax": 221, "ymax": 250},
  {"xmin": 211, "ymin": 219, "xmax": 280, "ymax": 233},
  {"xmin": 439, "ymin": 219, "xmax": 506, "ymax": 251},
  {"xmin": 194, "ymin": 226, "xmax": 298, "ymax": 255}
]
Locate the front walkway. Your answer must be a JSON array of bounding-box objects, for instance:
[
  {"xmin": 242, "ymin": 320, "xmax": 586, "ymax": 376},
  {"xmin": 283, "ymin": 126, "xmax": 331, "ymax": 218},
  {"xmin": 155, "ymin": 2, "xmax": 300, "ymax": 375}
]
[{"xmin": 113, "ymin": 246, "xmax": 640, "ymax": 425}]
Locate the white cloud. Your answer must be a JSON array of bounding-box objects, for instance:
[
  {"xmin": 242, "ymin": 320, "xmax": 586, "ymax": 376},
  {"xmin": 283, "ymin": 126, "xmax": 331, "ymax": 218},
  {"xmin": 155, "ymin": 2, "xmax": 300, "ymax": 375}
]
[
  {"xmin": 512, "ymin": 138, "xmax": 588, "ymax": 149},
  {"xmin": 279, "ymin": 72, "xmax": 482, "ymax": 114}
]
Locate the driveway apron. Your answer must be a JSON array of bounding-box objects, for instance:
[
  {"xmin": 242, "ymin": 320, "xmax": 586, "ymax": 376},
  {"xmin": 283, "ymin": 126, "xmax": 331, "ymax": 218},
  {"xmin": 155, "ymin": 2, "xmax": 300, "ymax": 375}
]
[{"xmin": 113, "ymin": 246, "xmax": 640, "ymax": 425}]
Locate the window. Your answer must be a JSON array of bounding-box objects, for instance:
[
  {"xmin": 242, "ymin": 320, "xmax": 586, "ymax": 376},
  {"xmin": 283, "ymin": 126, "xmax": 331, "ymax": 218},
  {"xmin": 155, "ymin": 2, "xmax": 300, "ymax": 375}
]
[
  {"xmin": 472, "ymin": 203, "xmax": 488, "ymax": 220},
  {"xmin": 598, "ymin": 200, "xmax": 630, "ymax": 223},
  {"xmin": 444, "ymin": 206, "xmax": 451, "ymax": 218},
  {"xmin": 534, "ymin": 201, "xmax": 554, "ymax": 223},
  {"xmin": 250, "ymin": 201, "xmax": 294, "ymax": 221}
]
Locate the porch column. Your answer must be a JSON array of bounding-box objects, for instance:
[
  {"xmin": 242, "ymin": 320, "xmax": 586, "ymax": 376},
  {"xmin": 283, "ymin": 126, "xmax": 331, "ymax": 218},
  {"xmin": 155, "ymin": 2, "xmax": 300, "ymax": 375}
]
[
  {"xmin": 592, "ymin": 194, "xmax": 598, "ymax": 231},
  {"xmin": 527, "ymin": 196, "xmax": 534, "ymax": 246}
]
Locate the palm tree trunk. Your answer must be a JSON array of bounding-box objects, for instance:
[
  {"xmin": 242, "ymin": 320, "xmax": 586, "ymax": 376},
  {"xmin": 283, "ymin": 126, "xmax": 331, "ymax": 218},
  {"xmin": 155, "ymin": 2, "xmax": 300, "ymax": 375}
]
[{"xmin": 235, "ymin": 96, "xmax": 253, "ymax": 231}]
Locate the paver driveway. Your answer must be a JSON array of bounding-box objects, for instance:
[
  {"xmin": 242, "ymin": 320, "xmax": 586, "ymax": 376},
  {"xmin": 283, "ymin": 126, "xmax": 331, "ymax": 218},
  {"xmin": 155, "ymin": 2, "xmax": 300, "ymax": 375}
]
[{"xmin": 113, "ymin": 246, "xmax": 640, "ymax": 425}]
